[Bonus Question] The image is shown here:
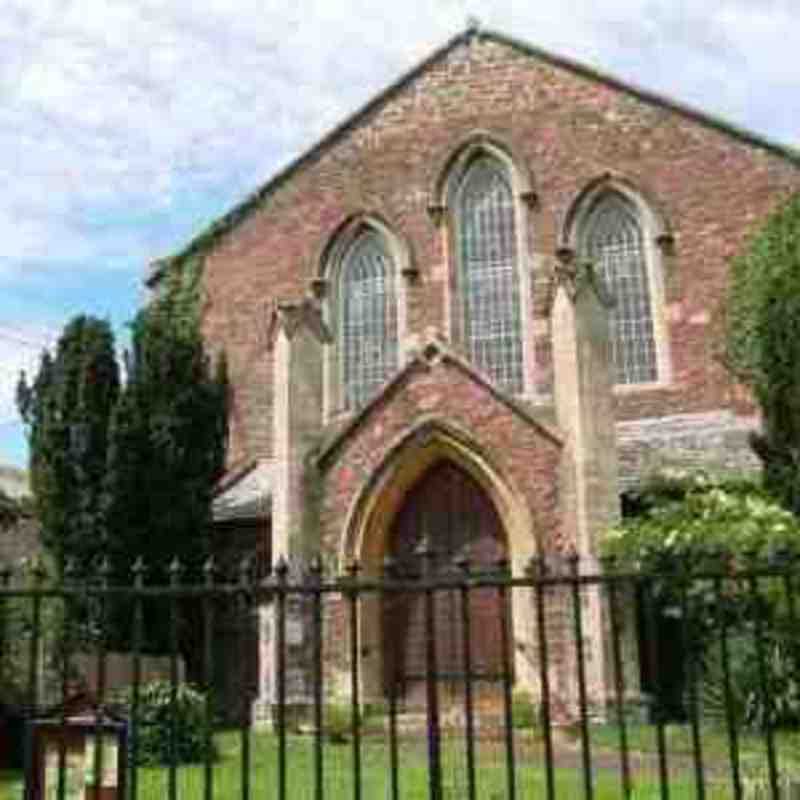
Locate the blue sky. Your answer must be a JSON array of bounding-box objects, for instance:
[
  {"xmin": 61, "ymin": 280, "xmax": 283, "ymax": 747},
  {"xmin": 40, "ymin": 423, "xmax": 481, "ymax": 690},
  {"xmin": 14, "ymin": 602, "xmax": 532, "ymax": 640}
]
[{"xmin": 1, "ymin": 0, "xmax": 798, "ymax": 469}]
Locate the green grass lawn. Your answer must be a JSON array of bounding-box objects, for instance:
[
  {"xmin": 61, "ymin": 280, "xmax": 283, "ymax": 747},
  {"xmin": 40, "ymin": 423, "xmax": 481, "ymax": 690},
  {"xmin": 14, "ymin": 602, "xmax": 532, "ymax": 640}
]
[{"xmin": 2, "ymin": 724, "xmax": 798, "ymax": 798}]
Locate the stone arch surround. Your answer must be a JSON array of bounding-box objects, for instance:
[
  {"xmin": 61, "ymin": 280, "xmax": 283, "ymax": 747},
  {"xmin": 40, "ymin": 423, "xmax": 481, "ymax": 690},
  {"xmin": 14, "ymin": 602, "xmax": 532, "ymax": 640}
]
[{"xmin": 342, "ymin": 422, "xmax": 538, "ymax": 701}]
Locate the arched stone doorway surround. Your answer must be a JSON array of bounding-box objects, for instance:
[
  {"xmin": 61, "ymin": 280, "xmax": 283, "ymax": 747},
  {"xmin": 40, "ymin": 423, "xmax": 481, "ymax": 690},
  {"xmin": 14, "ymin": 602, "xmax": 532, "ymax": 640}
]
[{"xmin": 339, "ymin": 416, "xmax": 540, "ymax": 702}]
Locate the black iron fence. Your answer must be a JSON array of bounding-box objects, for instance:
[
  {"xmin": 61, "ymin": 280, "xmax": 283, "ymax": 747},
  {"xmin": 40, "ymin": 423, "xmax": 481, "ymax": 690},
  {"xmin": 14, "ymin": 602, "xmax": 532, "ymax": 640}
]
[{"xmin": 1, "ymin": 552, "xmax": 799, "ymax": 799}]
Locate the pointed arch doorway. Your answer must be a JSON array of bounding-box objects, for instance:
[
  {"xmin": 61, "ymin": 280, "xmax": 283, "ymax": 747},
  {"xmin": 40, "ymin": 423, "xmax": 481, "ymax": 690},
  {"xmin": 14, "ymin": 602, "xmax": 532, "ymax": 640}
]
[{"xmin": 381, "ymin": 460, "xmax": 510, "ymax": 708}]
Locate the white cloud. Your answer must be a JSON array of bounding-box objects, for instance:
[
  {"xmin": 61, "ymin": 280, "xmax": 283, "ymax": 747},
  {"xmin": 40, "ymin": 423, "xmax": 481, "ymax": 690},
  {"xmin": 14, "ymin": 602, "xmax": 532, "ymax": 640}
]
[
  {"xmin": 2, "ymin": 1, "xmax": 795, "ymax": 276},
  {"xmin": 0, "ymin": 0, "xmax": 796, "ymax": 460}
]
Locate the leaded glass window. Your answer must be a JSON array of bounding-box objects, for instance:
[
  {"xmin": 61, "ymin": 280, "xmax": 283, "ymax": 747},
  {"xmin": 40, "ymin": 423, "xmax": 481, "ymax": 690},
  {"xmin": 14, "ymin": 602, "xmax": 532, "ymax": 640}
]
[
  {"xmin": 340, "ymin": 230, "xmax": 398, "ymax": 410},
  {"xmin": 583, "ymin": 194, "xmax": 657, "ymax": 384},
  {"xmin": 455, "ymin": 157, "xmax": 524, "ymax": 394}
]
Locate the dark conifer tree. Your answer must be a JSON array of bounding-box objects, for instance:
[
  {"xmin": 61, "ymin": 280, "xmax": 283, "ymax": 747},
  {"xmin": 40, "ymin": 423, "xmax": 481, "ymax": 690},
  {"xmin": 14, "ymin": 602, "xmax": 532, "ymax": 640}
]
[
  {"xmin": 105, "ymin": 272, "xmax": 228, "ymax": 651},
  {"xmin": 17, "ymin": 316, "xmax": 120, "ymax": 575}
]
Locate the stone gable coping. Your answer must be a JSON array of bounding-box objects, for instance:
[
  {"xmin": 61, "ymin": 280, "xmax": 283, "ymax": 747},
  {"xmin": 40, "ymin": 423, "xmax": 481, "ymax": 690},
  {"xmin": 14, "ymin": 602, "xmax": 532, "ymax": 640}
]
[
  {"xmin": 148, "ymin": 25, "xmax": 800, "ymax": 287},
  {"xmin": 314, "ymin": 335, "xmax": 563, "ymax": 470}
]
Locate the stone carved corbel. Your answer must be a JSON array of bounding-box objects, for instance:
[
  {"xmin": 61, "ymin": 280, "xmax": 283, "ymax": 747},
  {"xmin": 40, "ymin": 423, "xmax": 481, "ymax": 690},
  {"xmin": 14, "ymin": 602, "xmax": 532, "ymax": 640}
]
[{"xmin": 426, "ymin": 203, "xmax": 446, "ymax": 227}]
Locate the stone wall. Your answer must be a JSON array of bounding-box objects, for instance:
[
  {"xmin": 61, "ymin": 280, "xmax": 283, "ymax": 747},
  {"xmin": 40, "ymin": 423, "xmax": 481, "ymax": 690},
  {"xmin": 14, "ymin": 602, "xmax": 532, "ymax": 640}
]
[{"xmin": 617, "ymin": 410, "xmax": 760, "ymax": 488}]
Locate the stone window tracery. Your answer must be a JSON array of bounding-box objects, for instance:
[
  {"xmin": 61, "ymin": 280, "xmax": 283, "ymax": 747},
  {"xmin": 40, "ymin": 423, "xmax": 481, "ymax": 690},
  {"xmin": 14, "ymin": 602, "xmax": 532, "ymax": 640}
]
[
  {"xmin": 339, "ymin": 229, "xmax": 398, "ymax": 410},
  {"xmin": 453, "ymin": 156, "xmax": 524, "ymax": 394},
  {"xmin": 581, "ymin": 192, "xmax": 658, "ymax": 385}
]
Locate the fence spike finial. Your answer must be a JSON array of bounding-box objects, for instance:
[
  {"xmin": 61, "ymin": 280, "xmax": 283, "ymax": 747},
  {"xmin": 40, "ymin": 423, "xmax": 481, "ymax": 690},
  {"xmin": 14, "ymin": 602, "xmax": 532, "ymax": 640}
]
[
  {"xmin": 168, "ymin": 557, "xmax": 183, "ymax": 585},
  {"xmin": 455, "ymin": 554, "xmax": 471, "ymax": 575},
  {"xmin": 346, "ymin": 558, "xmax": 361, "ymax": 578},
  {"xmin": 64, "ymin": 557, "xmax": 78, "ymax": 582},
  {"xmin": 203, "ymin": 555, "xmax": 217, "ymax": 585},
  {"xmin": 97, "ymin": 556, "xmax": 111, "ymax": 584},
  {"xmin": 238, "ymin": 555, "xmax": 252, "ymax": 586},
  {"xmin": 275, "ymin": 555, "xmax": 289, "ymax": 582},
  {"xmin": 31, "ymin": 554, "xmax": 48, "ymax": 583},
  {"xmin": 310, "ymin": 554, "xmax": 323, "ymax": 578},
  {"xmin": 131, "ymin": 556, "xmax": 146, "ymax": 583}
]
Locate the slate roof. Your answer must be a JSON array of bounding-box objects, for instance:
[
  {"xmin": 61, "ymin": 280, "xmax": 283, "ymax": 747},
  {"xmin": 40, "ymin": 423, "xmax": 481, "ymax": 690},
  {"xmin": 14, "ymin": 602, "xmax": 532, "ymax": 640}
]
[{"xmin": 212, "ymin": 460, "xmax": 272, "ymax": 522}]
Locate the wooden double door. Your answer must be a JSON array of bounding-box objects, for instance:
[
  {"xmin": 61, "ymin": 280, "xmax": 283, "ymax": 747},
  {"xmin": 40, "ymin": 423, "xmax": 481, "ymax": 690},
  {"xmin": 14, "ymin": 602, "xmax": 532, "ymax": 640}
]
[{"xmin": 382, "ymin": 461, "xmax": 510, "ymax": 705}]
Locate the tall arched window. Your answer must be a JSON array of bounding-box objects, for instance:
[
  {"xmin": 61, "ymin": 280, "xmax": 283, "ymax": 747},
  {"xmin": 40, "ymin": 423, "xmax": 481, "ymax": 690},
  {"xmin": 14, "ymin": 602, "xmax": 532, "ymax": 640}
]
[
  {"xmin": 454, "ymin": 156, "xmax": 524, "ymax": 394},
  {"xmin": 339, "ymin": 229, "xmax": 398, "ymax": 410},
  {"xmin": 582, "ymin": 192, "xmax": 657, "ymax": 384}
]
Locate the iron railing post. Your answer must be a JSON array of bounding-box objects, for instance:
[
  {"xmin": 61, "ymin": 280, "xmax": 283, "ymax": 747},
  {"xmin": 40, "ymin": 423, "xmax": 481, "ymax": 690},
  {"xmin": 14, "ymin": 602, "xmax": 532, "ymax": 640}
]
[
  {"xmin": 497, "ymin": 558, "xmax": 516, "ymax": 800},
  {"xmin": 384, "ymin": 556, "xmax": 401, "ymax": 800},
  {"xmin": 275, "ymin": 557, "xmax": 288, "ymax": 800},
  {"xmin": 310, "ymin": 556, "xmax": 325, "ymax": 800},
  {"xmin": 203, "ymin": 556, "xmax": 217, "ymax": 800},
  {"xmin": 746, "ymin": 555, "xmax": 779, "ymax": 798},
  {"xmin": 456, "ymin": 556, "xmax": 477, "ymax": 800},
  {"xmin": 678, "ymin": 558, "xmax": 705, "ymax": 800},
  {"xmin": 347, "ymin": 560, "xmax": 363, "ymax": 800},
  {"xmin": 422, "ymin": 548, "xmax": 443, "ymax": 800},
  {"xmin": 531, "ymin": 556, "xmax": 556, "ymax": 800},
  {"xmin": 569, "ymin": 552, "xmax": 594, "ymax": 800},
  {"xmin": 602, "ymin": 556, "xmax": 632, "ymax": 800},
  {"xmin": 130, "ymin": 557, "xmax": 145, "ymax": 800},
  {"xmin": 167, "ymin": 558, "xmax": 182, "ymax": 800}
]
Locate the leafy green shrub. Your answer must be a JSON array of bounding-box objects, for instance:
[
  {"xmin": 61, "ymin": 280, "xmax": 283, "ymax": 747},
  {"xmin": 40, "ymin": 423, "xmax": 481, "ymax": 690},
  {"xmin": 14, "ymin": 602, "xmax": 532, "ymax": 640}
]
[
  {"xmin": 113, "ymin": 681, "xmax": 215, "ymax": 765},
  {"xmin": 323, "ymin": 703, "xmax": 355, "ymax": 744},
  {"xmin": 701, "ymin": 631, "xmax": 800, "ymax": 730},
  {"xmin": 511, "ymin": 690, "xmax": 538, "ymax": 729},
  {"xmin": 605, "ymin": 470, "xmax": 800, "ymax": 568},
  {"xmin": 604, "ymin": 470, "xmax": 800, "ymax": 730}
]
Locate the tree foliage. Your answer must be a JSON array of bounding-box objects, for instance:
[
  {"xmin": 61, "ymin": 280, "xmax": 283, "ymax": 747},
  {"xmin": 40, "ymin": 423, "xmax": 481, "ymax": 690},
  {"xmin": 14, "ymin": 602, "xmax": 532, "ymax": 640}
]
[
  {"xmin": 105, "ymin": 273, "xmax": 228, "ymax": 586},
  {"xmin": 17, "ymin": 271, "xmax": 228, "ymax": 658},
  {"xmin": 724, "ymin": 192, "xmax": 800, "ymax": 513},
  {"xmin": 17, "ymin": 316, "xmax": 120, "ymax": 574}
]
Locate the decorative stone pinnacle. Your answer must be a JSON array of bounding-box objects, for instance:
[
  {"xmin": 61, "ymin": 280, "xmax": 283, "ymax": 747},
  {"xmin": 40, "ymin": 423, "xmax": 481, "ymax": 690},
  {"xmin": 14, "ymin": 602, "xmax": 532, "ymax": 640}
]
[
  {"xmin": 401, "ymin": 265, "xmax": 420, "ymax": 283},
  {"xmin": 555, "ymin": 245, "xmax": 576, "ymax": 265},
  {"xmin": 309, "ymin": 276, "xmax": 328, "ymax": 299},
  {"xmin": 655, "ymin": 231, "xmax": 675, "ymax": 255},
  {"xmin": 520, "ymin": 189, "xmax": 539, "ymax": 209},
  {"xmin": 268, "ymin": 297, "xmax": 332, "ymax": 347}
]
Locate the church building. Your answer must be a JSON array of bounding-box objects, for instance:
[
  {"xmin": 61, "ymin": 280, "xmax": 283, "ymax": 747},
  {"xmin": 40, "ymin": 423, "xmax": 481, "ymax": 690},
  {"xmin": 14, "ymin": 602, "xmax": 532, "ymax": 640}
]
[{"xmin": 148, "ymin": 26, "xmax": 800, "ymax": 722}]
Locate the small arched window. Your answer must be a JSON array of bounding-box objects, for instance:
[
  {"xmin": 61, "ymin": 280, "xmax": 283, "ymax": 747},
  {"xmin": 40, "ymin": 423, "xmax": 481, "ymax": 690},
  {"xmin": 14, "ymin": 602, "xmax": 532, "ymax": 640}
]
[
  {"xmin": 582, "ymin": 192, "xmax": 657, "ymax": 384},
  {"xmin": 454, "ymin": 156, "xmax": 524, "ymax": 394},
  {"xmin": 339, "ymin": 229, "xmax": 398, "ymax": 410}
]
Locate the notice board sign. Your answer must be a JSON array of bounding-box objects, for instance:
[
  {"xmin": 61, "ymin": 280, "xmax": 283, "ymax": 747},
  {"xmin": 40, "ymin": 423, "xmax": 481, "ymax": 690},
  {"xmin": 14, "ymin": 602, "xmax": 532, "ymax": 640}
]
[{"xmin": 25, "ymin": 717, "xmax": 127, "ymax": 800}]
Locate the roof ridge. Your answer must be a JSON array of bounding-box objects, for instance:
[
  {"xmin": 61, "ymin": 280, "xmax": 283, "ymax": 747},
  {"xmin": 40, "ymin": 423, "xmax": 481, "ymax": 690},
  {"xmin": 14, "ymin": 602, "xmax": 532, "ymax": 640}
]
[{"xmin": 149, "ymin": 24, "xmax": 800, "ymax": 284}]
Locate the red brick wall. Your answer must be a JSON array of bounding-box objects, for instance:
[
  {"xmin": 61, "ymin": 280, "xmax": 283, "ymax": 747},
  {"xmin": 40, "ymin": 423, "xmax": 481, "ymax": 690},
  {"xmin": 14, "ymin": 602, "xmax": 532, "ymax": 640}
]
[
  {"xmin": 198, "ymin": 36, "xmax": 800, "ymax": 466},
  {"xmin": 316, "ymin": 356, "xmax": 564, "ymax": 559}
]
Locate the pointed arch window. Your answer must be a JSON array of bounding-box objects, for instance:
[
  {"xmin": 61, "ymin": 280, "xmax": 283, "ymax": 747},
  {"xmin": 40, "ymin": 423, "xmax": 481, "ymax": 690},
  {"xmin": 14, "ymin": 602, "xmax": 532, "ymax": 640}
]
[
  {"xmin": 454, "ymin": 156, "xmax": 524, "ymax": 394},
  {"xmin": 339, "ymin": 230, "xmax": 398, "ymax": 410},
  {"xmin": 582, "ymin": 193, "xmax": 658, "ymax": 384}
]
